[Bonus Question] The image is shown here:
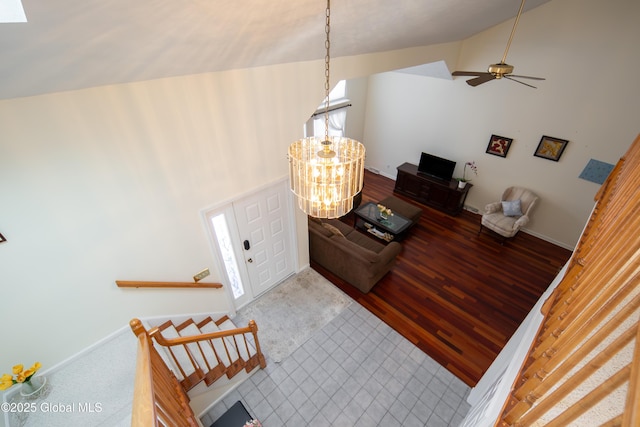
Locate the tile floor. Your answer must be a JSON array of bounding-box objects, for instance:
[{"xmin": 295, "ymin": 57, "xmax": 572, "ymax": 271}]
[{"xmin": 201, "ymin": 302, "xmax": 471, "ymax": 427}]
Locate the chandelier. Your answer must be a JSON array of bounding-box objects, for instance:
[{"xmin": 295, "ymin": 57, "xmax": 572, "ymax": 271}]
[{"xmin": 288, "ymin": 0, "xmax": 365, "ymax": 219}]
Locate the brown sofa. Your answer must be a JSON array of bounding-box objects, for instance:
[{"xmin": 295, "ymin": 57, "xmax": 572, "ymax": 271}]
[{"xmin": 308, "ymin": 217, "xmax": 402, "ymax": 293}]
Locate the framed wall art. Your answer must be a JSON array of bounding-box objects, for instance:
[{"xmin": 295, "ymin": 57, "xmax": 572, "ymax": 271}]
[
  {"xmin": 0, "ymin": 233, "xmax": 5, "ymax": 243},
  {"xmin": 534, "ymin": 135, "xmax": 569, "ymax": 161},
  {"xmin": 486, "ymin": 134, "xmax": 513, "ymax": 158}
]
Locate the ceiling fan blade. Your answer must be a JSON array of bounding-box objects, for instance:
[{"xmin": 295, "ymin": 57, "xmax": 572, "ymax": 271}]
[
  {"xmin": 504, "ymin": 76, "xmax": 538, "ymax": 89},
  {"xmin": 466, "ymin": 74, "xmax": 496, "ymax": 87},
  {"xmin": 510, "ymin": 74, "xmax": 546, "ymax": 81},
  {"xmin": 452, "ymin": 71, "xmax": 486, "ymax": 77}
]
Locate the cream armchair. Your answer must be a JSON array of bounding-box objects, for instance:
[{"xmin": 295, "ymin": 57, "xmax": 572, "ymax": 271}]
[{"xmin": 479, "ymin": 186, "xmax": 539, "ymax": 241}]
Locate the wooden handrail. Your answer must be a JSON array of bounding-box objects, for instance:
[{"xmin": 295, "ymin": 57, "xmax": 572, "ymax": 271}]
[
  {"xmin": 130, "ymin": 318, "xmax": 199, "ymax": 427},
  {"xmin": 148, "ymin": 321, "xmax": 257, "ymax": 346},
  {"xmin": 131, "ymin": 330, "xmax": 156, "ymax": 426},
  {"xmin": 116, "ymin": 280, "xmax": 223, "ymax": 289}
]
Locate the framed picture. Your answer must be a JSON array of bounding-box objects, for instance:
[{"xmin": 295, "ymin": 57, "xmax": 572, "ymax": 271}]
[
  {"xmin": 0, "ymin": 233, "xmax": 5, "ymax": 243},
  {"xmin": 486, "ymin": 134, "xmax": 513, "ymax": 158},
  {"xmin": 534, "ymin": 135, "xmax": 569, "ymax": 161}
]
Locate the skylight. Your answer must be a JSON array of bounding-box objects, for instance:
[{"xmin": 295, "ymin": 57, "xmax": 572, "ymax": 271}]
[{"xmin": 0, "ymin": 0, "xmax": 27, "ymax": 23}]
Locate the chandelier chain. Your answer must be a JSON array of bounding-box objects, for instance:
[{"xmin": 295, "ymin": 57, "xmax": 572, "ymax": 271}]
[
  {"xmin": 286, "ymin": 0, "xmax": 364, "ymax": 219},
  {"xmin": 324, "ymin": 0, "xmax": 330, "ymax": 144}
]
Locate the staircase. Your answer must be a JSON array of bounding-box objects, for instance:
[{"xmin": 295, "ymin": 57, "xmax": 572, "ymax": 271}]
[
  {"xmin": 130, "ymin": 314, "xmax": 266, "ymax": 426},
  {"xmin": 1, "ymin": 314, "xmax": 264, "ymax": 426}
]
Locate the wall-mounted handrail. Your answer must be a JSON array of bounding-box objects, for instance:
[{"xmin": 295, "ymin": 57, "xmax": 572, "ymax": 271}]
[{"xmin": 116, "ymin": 280, "xmax": 223, "ymax": 289}]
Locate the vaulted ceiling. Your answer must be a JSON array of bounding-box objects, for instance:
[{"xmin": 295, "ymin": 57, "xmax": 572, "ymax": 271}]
[{"xmin": 0, "ymin": 0, "xmax": 552, "ymax": 100}]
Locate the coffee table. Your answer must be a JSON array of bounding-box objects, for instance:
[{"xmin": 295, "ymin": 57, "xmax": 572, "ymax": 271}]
[{"xmin": 354, "ymin": 202, "xmax": 413, "ymax": 242}]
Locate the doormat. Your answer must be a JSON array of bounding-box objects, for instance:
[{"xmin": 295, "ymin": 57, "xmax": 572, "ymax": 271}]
[{"xmin": 233, "ymin": 267, "xmax": 352, "ymax": 362}]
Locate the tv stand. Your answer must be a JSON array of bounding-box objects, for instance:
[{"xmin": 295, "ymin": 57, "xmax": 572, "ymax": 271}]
[{"xmin": 394, "ymin": 162, "xmax": 471, "ymax": 216}]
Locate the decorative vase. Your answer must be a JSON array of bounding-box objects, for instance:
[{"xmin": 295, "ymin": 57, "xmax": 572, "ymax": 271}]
[
  {"xmin": 458, "ymin": 180, "xmax": 467, "ymax": 189},
  {"xmin": 20, "ymin": 376, "xmax": 46, "ymax": 397}
]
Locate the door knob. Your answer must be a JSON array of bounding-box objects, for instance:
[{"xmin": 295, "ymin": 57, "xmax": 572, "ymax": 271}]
[{"xmin": 247, "ymin": 258, "xmax": 253, "ymax": 263}]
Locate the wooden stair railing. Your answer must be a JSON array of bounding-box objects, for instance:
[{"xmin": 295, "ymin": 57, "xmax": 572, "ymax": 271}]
[
  {"xmin": 130, "ymin": 318, "xmax": 199, "ymax": 427},
  {"xmin": 495, "ymin": 134, "xmax": 640, "ymax": 426},
  {"xmin": 149, "ymin": 316, "xmax": 267, "ymax": 392},
  {"xmin": 130, "ymin": 316, "xmax": 267, "ymax": 426}
]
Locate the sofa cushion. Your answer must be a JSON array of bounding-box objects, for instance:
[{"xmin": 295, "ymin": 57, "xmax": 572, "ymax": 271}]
[
  {"xmin": 346, "ymin": 230, "xmax": 387, "ymax": 254},
  {"xmin": 331, "ymin": 235, "xmax": 380, "ymax": 263},
  {"xmin": 324, "ymin": 219, "xmax": 353, "ymax": 237}
]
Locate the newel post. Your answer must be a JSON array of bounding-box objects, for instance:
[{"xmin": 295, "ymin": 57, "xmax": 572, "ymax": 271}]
[
  {"xmin": 249, "ymin": 320, "xmax": 267, "ymax": 369},
  {"xmin": 130, "ymin": 318, "xmax": 148, "ymax": 337}
]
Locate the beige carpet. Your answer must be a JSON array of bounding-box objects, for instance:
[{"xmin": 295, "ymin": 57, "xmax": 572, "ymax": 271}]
[{"xmin": 233, "ymin": 267, "xmax": 352, "ymax": 362}]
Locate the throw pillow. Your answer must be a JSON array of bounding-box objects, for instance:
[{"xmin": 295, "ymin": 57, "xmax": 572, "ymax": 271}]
[
  {"xmin": 308, "ymin": 216, "xmax": 322, "ymax": 224},
  {"xmin": 322, "ymin": 223, "xmax": 345, "ymax": 238},
  {"xmin": 502, "ymin": 199, "xmax": 523, "ymax": 217}
]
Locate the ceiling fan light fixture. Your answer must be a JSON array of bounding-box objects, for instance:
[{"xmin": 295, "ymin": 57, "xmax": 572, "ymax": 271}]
[
  {"xmin": 287, "ymin": 0, "xmax": 365, "ymax": 219},
  {"xmin": 487, "ymin": 62, "xmax": 514, "ymax": 77}
]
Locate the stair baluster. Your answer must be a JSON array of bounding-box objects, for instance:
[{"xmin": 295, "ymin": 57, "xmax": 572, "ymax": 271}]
[{"xmin": 130, "ymin": 315, "xmax": 266, "ymax": 426}]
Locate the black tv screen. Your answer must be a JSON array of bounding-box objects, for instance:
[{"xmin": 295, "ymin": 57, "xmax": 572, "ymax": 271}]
[{"xmin": 417, "ymin": 152, "xmax": 456, "ymax": 182}]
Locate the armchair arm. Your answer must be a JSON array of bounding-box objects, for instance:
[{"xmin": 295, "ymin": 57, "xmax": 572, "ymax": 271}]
[
  {"xmin": 514, "ymin": 215, "xmax": 530, "ymax": 228},
  {"xmin": 484, "ymin": 202, "xmax": 502, "ymax": 214}
]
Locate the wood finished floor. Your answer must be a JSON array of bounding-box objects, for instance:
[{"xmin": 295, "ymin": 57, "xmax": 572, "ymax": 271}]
[{"xmin": 311, "ymin": 170, "xmax": 573, "ymax": 387}]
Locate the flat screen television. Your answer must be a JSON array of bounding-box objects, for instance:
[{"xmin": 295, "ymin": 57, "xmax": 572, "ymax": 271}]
[{"xmin": 417, "ymin": 152, "xmax": 456, "ymax": 182}]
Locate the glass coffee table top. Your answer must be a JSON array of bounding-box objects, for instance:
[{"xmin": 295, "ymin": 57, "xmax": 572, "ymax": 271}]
[{"xmin": 354, "ymin": 202, "xmax": 412, "ymax": 234}]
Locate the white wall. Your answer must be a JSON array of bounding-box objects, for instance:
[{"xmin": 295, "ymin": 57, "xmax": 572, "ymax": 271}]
[
  {"xmin": 0, "ymin": 42, "xmax": 458, "ymax": 382},
  {"xmin": 0, "ymin": 64, "xmax": 316, "ymax": 376},
  {"xmin": 361, "ymin": 0, "xmax": 640, "ymax": 248}
]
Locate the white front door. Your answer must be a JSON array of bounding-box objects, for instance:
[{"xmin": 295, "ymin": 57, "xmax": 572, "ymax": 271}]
[
  {"xmin": 233, "ymin": 180, "xmax": 295, "ymax": 297},
  {"xmin": 205, "ymin": 179, "xmax": 296, "ymax": 310}
]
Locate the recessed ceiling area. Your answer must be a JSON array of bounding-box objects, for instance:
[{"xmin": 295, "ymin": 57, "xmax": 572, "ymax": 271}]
[
  {"xmin": 0, "ymin": 0, "xmax": 26, "ymax": 23},
  {"xmin": 394, "ymin": 61, "xmax": 454, "ymax": 80},
  {"xmin": 0, "ymin": 0, "xmax": 552, "ymax": 100}
]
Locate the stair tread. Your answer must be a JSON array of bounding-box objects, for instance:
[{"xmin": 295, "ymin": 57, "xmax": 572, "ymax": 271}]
[
  {"xmin": 157, "ymin": 323, "xmax": 195, "ymax": 379},
  {"xmin": 199, "ymin": 321, "xmax": 221, "ymax": 334},
  {"xmin": 180, "ymin": 323, "xmax": 218, "ymax": 373},
  {"xmin": 218, "ymin": 319, "xmax": 237, "ymax": 331}
]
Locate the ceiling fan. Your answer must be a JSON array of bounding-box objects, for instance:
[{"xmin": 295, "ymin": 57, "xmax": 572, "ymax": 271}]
[{"xmin": 452, "ymin": 0, "xmax": 545, "ymax": 88}]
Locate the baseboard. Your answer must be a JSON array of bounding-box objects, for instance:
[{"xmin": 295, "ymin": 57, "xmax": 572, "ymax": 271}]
[
  {"xmin": 520, "ymin": 228, "xmax": 575, "ymax": 251},
  {"xmin": 5, "ymin": 323, "xmax": 130, "ymax": 392},
  {"xmin": 465, "ymin": 206, "xmax": 574, "ymax": 251},
  {"xmin": 365, "ymin": 166, "xmax": 395, "ymax": 181}
]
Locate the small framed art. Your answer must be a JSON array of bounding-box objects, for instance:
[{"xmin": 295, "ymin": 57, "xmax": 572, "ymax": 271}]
[
  {"xmin": 534, "ymin": 135, "xmax": 569, "ymax": 161},
  {"xmin": 0, "ymin": 233, "xmax": 5, "ymax": 243},
  {"xmin": 486, "ymin": 134, "xmax": 513, "ymax": 158}
]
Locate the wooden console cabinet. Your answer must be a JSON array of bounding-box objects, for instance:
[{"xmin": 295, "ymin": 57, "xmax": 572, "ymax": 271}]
[{"xmin": 394, "ymin": 162, "xmax": 471, "ymax": 216}]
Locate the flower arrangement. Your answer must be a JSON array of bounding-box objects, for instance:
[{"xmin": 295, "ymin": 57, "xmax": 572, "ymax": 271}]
[
  {"xmin": 0, "ymin": 362, "xmax": 42, "ymax": 390},
  {"xmin": 377, "ymin": 204, "xmax": 393, "ymax": 217},
  {"xmin": 243, "ymin": 420, "xmax": 262, "ymax": 427},
  {"xmin": 460, "ymin": 161, "xmax": 478, "ymax": 182}
]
